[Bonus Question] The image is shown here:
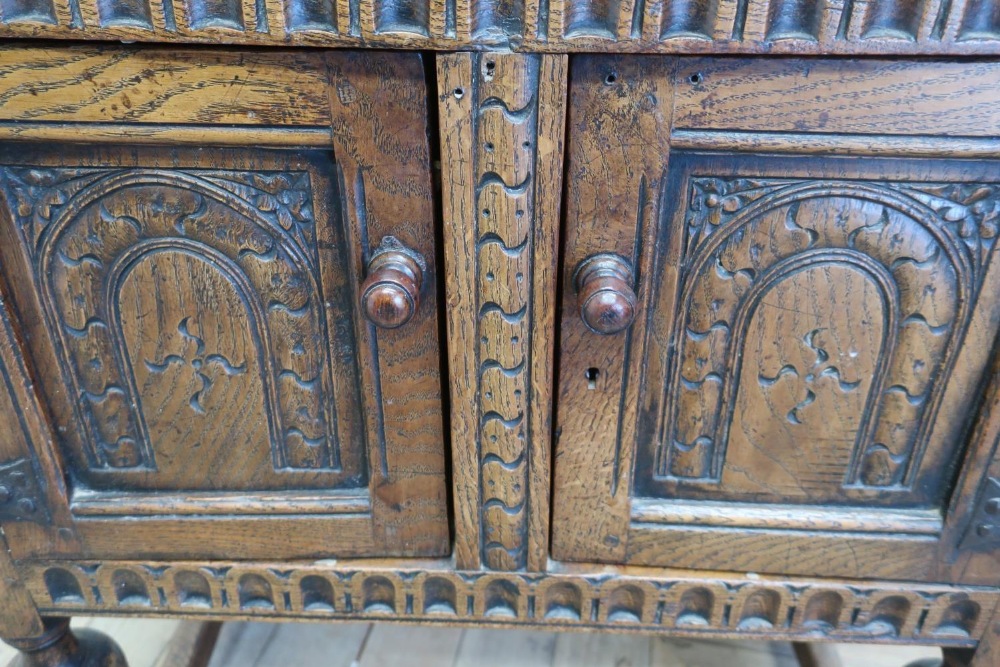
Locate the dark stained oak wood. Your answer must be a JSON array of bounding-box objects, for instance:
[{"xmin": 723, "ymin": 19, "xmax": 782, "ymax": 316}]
[
  {"xmin": 3, "ymin": 619, "xmax": 127, "ymax": 667},
  {"xmin": 552, "ymin": 55, "xmax": 1000, "ymax": 583},
  {"xmin": 574, "ymin": 254, "xmax": 638, "ymax": 336},
  {"xmin": 0, "ymin": 48, "xmax": 449, "ymax": 562},
  {"xmin": 0, "ymin": 0, "xmax": 997, "ymax": 56},
  {"xmin": 551, "ymin": 55, "xmax": 675, "ymax": 564},
  {"xmin": 0, "ymin": 531, "xmax": 43, "ymax": 645},
  {"xmin": 0, "ymin": 46, "xmax": 332, "ymax": 127},
  {"xmin": 1, "ymin": 36, "xmax": 1000, "ymax": 667},
  {"xmin": 671, "ymin": 59, "xmax": 1000, "ymax": 137},
  {"xmin": 437, "ymin": 52, "xmax": 566, "ymax": 572},
  {"xmin": 325, "ymin": 51, "xmax": 449, "ymax": 558},
  {"xmin": 9, "ymin": 557, "xmax": 996, "ymax": 652},
  {"xmin": 360, "ymin": 245, "xmax": 424, "ymax": 330}
]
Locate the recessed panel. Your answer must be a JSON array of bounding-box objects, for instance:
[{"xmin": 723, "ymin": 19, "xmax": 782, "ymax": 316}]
[
  {"xmin": 0, "ymin": 147, "xmax": 367, "ymax": 494},
  {"xmin": 637, "ymin": 153, "xmax": 1000, "ymax": 508}
]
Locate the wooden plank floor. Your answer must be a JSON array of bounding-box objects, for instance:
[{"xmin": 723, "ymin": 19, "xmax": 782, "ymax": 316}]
[{"xmin": 0, "ymin": 618, "xmax": 945, "ymax": 666}]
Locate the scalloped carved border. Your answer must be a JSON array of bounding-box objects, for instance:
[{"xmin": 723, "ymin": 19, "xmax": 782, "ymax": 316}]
[
  {"xmin": 0, "ymin": 0, "xmax": 996, "ymax": 54},
  {"xmin": 17, "ymin": 559, "xmax": 996, "ymax": 648}
]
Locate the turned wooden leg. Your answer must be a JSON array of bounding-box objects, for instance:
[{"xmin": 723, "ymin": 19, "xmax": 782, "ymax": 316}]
[
  {"xmin": 3, "ymin": 618, "xmax": 128, "ymax": 667},
  {"xmin": 937, "ymin": 603, "xmax": 1000, "ymax": 667},
  {"xmin": 937, "ymin": 648, "xmax": 976, "ymax": 667}
]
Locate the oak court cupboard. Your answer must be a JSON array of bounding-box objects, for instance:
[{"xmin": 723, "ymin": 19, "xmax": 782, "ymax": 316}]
[{"xmin": 0, "ymin": 1, "xmax": 999, "ymax": 665}]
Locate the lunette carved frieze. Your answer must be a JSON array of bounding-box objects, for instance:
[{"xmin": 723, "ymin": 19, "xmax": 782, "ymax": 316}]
[
  {"xmin": 658, "ymin": 176, "xmax": 999, "ymax": 494},
  {"xmin": 19, "ymin": 559, "xmax": 992, "ymax": 648},
  {"xmin": 0, "ymin": 166, "xmax": 342, "ymax": 474},
  {"xmin": 0, "ymin": 0, "xmax": 996, "ymax": 54}
]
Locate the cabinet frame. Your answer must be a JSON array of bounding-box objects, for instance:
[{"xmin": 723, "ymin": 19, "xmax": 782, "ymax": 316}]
[
  {"xmin": 551, "ymin": 55, "xmax": 1000, "ymax": 585},
  {"xmin": 0, "ymin": 46, "xmax": 450, "ymax": 562}
]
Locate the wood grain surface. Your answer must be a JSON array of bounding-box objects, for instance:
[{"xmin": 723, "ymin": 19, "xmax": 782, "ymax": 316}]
[
  {"xmin": 0, "ymin": 0, "xmax": 997, "ymax": 56},
  {"xmin": 672, "ymin": 59, "xmax": 1000, "ymax": 137},
  {"xmin": 551, "ymin": 54, "xmax": 1000, "ymax": 586},
  {"xmin": 12, "ymin": 557, "xmax": 996, "ymax": 653},
  {"xmin": 326, "ymin": 50, "xmax": 449, "ymax": 558},
  {"xmin": 0, "ymin": 531, "xmax": 42, "ymax": 643},
  {"xmin": 0, "ymin": 46, "xmax": 331, "ymax": 127},
  {"xmin": 0, "ymin": 36, "xmax": 999, "ymax": 666},
  {"xmin": 550, "ymin": 55, "xmax": 675, "ymax": 564},
  {"xmin": 437, "ymin": 52, "xmax": 566, "ymax": 571},
  {"xmin": 0, "ymin": 49, "xmax": 449, "ymax": 562}
]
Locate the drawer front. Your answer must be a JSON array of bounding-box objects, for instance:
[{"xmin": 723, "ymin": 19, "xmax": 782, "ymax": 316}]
[
  {"xmin": 552, "ymin": 55, "xmax": 1000, "ymax": 583},
  {"xmin": 0, "ymin": 48, "xmax": 448, "ymax": 561}
]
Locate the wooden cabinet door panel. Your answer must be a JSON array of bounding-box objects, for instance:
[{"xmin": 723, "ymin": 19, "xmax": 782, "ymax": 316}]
[
  {"xmin": 0, "ymin": 48, "xmax": 448, "ymax": 561},
  {"xmin": 638, "ymin": 153, "xmax": 995, "ymax": 509},
  {"xmin": 552, "ymin": 55, "xmax": 1000, "ymax": 583},
  {"xmin": 5, "ymin": 149, "xmax": 364, "ymax": 492}
]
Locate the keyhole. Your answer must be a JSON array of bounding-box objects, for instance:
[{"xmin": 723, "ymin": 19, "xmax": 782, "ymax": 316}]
[{"xmin": 585, "ymin": 367, "xmax": 600, "ymax": 389}]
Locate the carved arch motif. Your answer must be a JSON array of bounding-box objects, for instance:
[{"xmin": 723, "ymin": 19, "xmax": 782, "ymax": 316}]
[
  {"xmin": 3, "ymin": 168, "xmax": 340, "ymax": 472},
  {"xmin": 658, "ymin": 178, "xmax": 998, "ymax": 490}
]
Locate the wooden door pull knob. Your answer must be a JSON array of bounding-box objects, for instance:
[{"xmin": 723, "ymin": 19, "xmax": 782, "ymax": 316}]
[
  {"xmin": 361, "ymin": 239, "xmax": 425, "ymax": 329},
  {"xmin": 574, "ymin": 253, "xmax": 637, "ymax": 335}
]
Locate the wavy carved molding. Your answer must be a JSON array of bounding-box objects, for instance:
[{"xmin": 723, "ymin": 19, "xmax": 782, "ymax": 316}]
[
  {"xmin": 439, "ymin": 52, "xmax": 563, "ymax": 572},
  {"xmin": 0, "ymin": 0, "xmax": 996, "ymax": 53},
  {"xmin": 19, "ymin": 559, "xmax": 993, "ymax": 647}
]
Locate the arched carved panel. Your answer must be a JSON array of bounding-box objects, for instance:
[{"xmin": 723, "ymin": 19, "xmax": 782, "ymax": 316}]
[
  {"xmin": 648, "ymin": 174, "xmax": 999, "ymax": 505},
  {"xmin": 0, "ymin": 164, "xmax": 363, "ymax": 491}
]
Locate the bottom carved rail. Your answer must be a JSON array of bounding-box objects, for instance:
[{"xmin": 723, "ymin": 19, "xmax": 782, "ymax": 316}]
[{"xmin": 15, "ymin": 560, "xmax": 994, "ymax": 647}]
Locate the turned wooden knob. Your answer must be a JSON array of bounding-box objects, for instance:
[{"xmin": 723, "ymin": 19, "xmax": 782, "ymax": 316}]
[
  {"xmin": 574, "ymin": 253, "xmax": 637, "ymax": 335},
  {"xmin": 361, "ymin": 242, "xmax": 424, "ymax": 329}
]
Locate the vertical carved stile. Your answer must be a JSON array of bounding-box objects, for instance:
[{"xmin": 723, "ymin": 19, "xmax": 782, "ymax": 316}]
[{"xmin": 438, "ymin": 52, "xmax": 566, "ymax": 571}]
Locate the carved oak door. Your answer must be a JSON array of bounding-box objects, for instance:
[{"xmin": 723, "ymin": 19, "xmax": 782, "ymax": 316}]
[
  {"xmin": 552, "ymin": 56, "xmax": 1000, "ymax": 586},
  {"xmin": 0, "ymin": 49, "xmax": 448, "ymax": 561}
]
